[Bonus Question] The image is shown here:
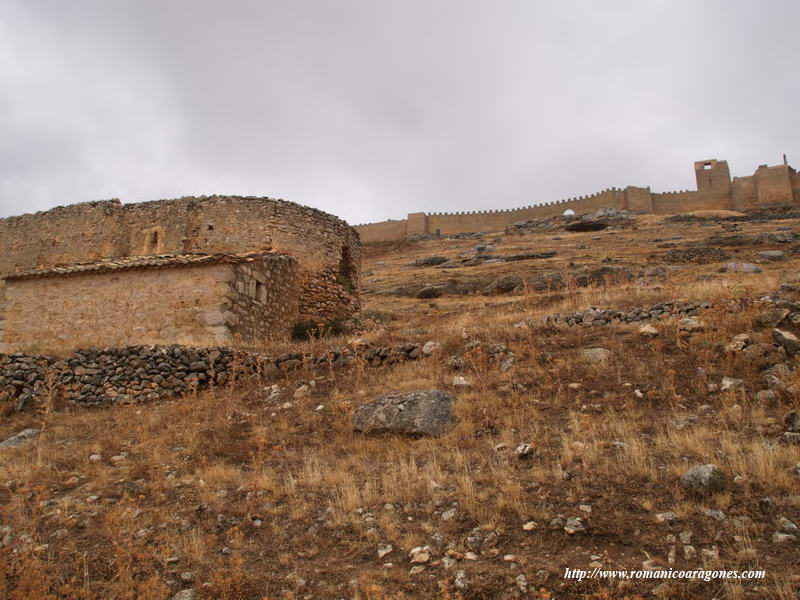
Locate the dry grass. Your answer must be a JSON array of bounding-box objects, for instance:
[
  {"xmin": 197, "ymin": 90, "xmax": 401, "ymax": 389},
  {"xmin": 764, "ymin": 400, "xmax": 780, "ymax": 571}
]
[{"xmin": 1, "ymin": 213, "xmax": 800, "ymax": 598}]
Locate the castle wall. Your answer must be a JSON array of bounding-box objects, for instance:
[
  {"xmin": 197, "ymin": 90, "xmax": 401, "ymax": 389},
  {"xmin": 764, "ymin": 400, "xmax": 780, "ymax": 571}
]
[
  {"xmin": 355, "ymin": 218, "xmax": 408, "ymax": 243},
  {"xmin": 621, "ymin": 186, "xmax": 653, "ymax": 212},
  {"xmin": 753, "ymin": 164, "xmax": 794, "ymax": 206},
  {"xmin": 0, "ymin": 196, "xmax": 360, "ymax": 321},
  {"xmin": 732, "ymin": 176, "xmax": 758, "ymax": 211}
]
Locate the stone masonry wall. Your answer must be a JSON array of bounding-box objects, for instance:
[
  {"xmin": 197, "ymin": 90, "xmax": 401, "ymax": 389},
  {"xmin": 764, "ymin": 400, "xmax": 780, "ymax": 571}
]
[
  {"xmin": 0, "ymin": 196, "xmax": 361, "ymax": 322},
  {"xmin": 1, "ymin": 264, "xmax": 235, "ymax": 355},
  {"xmin": 0, "ymin": 254, "xmax": 299, "ymax": 356},
  {"xmin": 228, "ymin": 258, "xmax": 298, "ymax": 349}
]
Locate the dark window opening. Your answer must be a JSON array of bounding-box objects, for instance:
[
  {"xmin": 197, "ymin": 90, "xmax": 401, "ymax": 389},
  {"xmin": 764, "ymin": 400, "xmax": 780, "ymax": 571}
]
[
  {"xmin": 256, "ymin": 280, "xmax": 267, "ymax": 304},
  {"xmin": 207, "ymin": 224, "xmax": 214, "ymax": 231},
  {"xmin": 337, "ymin": 245, "xmax": 357, "ymax": 293},
  {"xmin": 703, "ymin": 163, "xmax": 712, "ymax": 170},
  {"xmin": 147, "ymin": 230, "xmax": 159, "ymax": 252}
]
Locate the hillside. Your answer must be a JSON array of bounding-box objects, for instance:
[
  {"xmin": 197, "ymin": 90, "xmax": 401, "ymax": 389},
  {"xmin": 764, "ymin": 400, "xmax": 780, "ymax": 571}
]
[{"xmin": 2, "ymin": 209, "xmax": 800, "ymax": 599}]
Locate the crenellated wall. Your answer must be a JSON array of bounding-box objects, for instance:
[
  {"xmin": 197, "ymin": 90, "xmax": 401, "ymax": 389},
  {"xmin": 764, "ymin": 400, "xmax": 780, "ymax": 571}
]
[{"xmin": 355, "ymin": 158, "xmax": 799, "ymax": 242}]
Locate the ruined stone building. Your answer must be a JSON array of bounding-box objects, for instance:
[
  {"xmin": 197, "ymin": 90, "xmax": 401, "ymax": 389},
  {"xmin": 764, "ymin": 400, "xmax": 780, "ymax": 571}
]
[
  {"xmin": 0, "ymin": 196, "xmax": 361, "ymax": 356},
  {"xmin": 355, "ymin": 157, "xmax": 800, "ymax": 242}
]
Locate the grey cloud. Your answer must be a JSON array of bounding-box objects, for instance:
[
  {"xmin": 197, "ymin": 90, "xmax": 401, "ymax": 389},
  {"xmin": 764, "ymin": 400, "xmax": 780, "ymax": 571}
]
[{"xmin": 1, "ymin": 0, "xmax": 798, "ymax": 224}]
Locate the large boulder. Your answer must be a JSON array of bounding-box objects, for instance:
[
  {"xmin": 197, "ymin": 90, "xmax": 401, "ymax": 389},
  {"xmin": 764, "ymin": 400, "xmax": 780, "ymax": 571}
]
[
  {"xmin": 483, "ymin": 275, "xmax": 523, "ymax": 295},
  {"xmin": 564, "ymin": 208, "xmax": 634, "ymax": 232},
  {"xmin": 352, "ymin": 390, "xmax": 455, "ymax": 437},
  {"xmin": 719, "ymin": 262, "xmax": 762, "ymax": 274},
  {"xmin": 413, "ymin": 256, "xmax": 449, "ymax": 267},
  {"xmin": 0, "ymin": 428, "xmax": 40, "ymax": 449},
  {"xmin": 773, "ymin": 329, "xmax": 799, "ymax": 356},
  {"xmin": 416, "ymin": 286, "xmax": 444, "ymax": 299},
  {"xmin": 680, "ymin": 464, "xmax": 728, "ymax": 496}
]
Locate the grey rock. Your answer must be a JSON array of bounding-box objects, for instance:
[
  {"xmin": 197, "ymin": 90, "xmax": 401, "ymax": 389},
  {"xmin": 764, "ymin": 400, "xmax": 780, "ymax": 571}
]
[
  {"xmin": 781, "ymin": 432, "xmax": 800, "ymax": 445},
  {"xmin": 772, "ymin": 532, "xmax": 797, "ymax": 544},
  {"xmin": 778, "ymin": 516, "xmax": 798, "ymax": 534},
  {"xmin": 352, "ymin": 389, "xmax": 455, "ymax": 437},
  {"xmin": 416, "ymin": 286, "xmax": 444, "ymax": 300},
  {"xmin": 759, "ymin": 250, "xmax": 785, "ymax": 261},
  {"xmin": 680, "ymin": 464, "xmax": 728, "ymax": 496},
  {"xmin": 773, "ymin": 329, "xmax": 799, "ymax": 356},
  {"xmin": 719, "ymin": 262, "xmax": 762, "ymax": 274},
  {"xmin": 580, "ymin": 347, "xmax": 613, "ymax": 364},
  {"xmin": 483, "ymin": 275, "xmax": 523, "ymax": 295},
  {"xmin": 785, "ymin": 411, "xmax": 800, "ymax": 433},
  {"xmin": 0, "ymin": 428, "xmax": 40, "ymax": 449},
  {"xmin": 413, "ymin": 256, "xmax": 449, "ymax": 267},
  {"xmin": 172, "ymin": 590, "xmax": 195, "ymax": 600}
]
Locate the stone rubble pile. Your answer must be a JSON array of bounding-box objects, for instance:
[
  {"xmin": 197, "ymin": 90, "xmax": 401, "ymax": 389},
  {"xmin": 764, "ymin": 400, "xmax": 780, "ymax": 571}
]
[
  {"xmin": 0, "ymin": 341, "xmax": 432, "ymax": 410},
  {"xmin": 542, "ymin": 300, "xmax": 712, "ymax": 327},
  {"xmin": 663, "ymin": 247, "xmax": 732, "ymax": 264}
]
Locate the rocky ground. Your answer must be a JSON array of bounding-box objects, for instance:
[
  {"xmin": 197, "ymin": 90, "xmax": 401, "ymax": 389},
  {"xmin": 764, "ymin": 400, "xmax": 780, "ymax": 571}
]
[{"xmin": 1, "ymin": 209, "xmax": 800, "ymax": 599}]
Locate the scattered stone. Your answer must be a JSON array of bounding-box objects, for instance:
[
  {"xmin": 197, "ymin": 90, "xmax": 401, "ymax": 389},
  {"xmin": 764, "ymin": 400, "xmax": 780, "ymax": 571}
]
[
  {"xmin": 719, "ymin": 262, "xmax": 762, "ymax": 274},
  {"xmin": 564, "ymin": 518, "xmax": 586, "ymax": 534},
  {"xmin": 409, "ymin": 546, "xmax": 432, "ymax": 564},
  {"xmin": 778, "ymin": 517, "xmax": 798, "ymax": 534},
  {"xmin": 781, "ymin": 432, "xmax": 800, "ymax": 445},
  {"xmin": 452, "ymin": 376, "xmax": 470, "ymax": 387},
  {"xmin": 678, "ymin": 317, "xmax": 706, "ymax": 334},
  {"xmin": 483, "ymin": 275, "xmax": 523, "ymax": 295},
  {"xmin": 680, "ymin": 464, "xmax": 728, "ymax": 496},
  {"xmin": 755, "ymin": 308, "xmax": 790, "ymax": 328},
  {"xmin": 0, "ymin": 428, "xmax": 40, "ymax": 449},
  {"xmin": 655, "ymin": 512, "xmax": 678, "ymax": 524},
  {"xmin": 454, "ymin": 570, "xmax": 469, "ymax": 590},
  {"xmin": 639, "ymin": 323, "xmax": 658, "ymax": 337},
  {"xmin": 755, "ymin": 390, "xmax": 778, "ymax": 403},
  {"xmin": 352, "ymin": 390, "xmax": 455, "ymax": 437},
  {"xmin": 421, "ymin": 341, "xmax": 440, "ymax": 356},
  {"xmin": 704, "ymin": 509, "xmax": 726, "ymax": 521},
  {"xmin": 721, "ymin": 377, "xmax": 744, "ymax": 392},
  {"xmin": 772, "ymin": 532, "xmax": 797, "ymax": 544},
  {"xmin": 172, "ymin": 591, "xmax": 195, "ymax": 600},
  {"xmin": 580, "ymin": 347, "xmax": 612, "ymax": 364},
  {"xmin": 522, "ymin": 521, "xmax": 537, "ymax": 531},
  {"xmin": 416, "ymin": 286, "xmax": 444, "ymax": 299},
  {"xmin": 377, "ymin": 544, "xmax": 393, "ymax": 559},
  {"xmin": 785, "ymin": 411, "xmax": 800, "ymax": 433},
  {"xmin": 664, "ymin": 247, "xmax": 731, "ymax": 264},
  {"xmin": 773, "ymin": 329, "xmax": 799, "ymax": 356},
  {"xmin": 413, "ymin": 256, "xmax": 449, "ymax": 267},
  {"xmin": 759, "ymin": 250, "xmax": 785, "ymax": 261},
  {"xmin": 293, "ymin": 384, "xmax": 310, "ymax": 399},
  {"xmin": 441, "ymin": 508, "xmax": 457, "ymax": 521},
  {"xmin": 514, "ymin": 443, "xmax": 535, "ymax": 458}
]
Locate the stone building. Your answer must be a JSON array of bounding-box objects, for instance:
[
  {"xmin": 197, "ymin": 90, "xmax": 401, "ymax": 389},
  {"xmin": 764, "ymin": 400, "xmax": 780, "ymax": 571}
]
[
  {"xmin": 0, "ymin": 195, "xmax": 360, "ymax": 323},
  {"xmin": 355, "ymin": 157, "xmax": 800, "ymax": 242},
  {"xmin": 0, "ymin": 251, "xmax": 298, "ymax": 356}
]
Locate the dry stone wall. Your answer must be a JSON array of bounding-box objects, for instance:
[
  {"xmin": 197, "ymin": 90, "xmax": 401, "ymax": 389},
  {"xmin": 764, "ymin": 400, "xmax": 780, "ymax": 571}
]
[{"xmin": 0, "ymin": 341, "xmax": 430, "ymax": 409}]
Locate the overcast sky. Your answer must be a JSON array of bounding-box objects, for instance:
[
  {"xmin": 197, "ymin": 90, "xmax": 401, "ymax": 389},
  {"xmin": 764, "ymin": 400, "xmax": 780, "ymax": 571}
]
[{"xmin": 1, "ymin": 1, "xmax": 798, "ymax": 224}]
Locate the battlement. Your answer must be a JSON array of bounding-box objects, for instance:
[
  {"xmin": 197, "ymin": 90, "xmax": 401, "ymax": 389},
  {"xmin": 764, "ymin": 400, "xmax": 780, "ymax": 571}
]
[{"xmin": 355, "ymin": 158, "xmax": 799, "ymax": 242}]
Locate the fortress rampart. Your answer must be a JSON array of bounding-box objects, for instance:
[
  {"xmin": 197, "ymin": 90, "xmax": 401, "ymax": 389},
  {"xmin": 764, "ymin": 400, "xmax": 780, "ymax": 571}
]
[
  {"xmin": 0, "ymin": 196, "xmax": 361, "ymax": 323},
  {"xmin": 355, "ymin": 158, "xmax": 800, "ymax": 242}
]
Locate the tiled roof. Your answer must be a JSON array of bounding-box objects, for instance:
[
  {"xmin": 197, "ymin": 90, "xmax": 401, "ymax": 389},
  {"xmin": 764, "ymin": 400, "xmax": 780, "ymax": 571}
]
[{"xmin": 5, "ymin": 250, "xmax": 291, "ymax": 280}]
